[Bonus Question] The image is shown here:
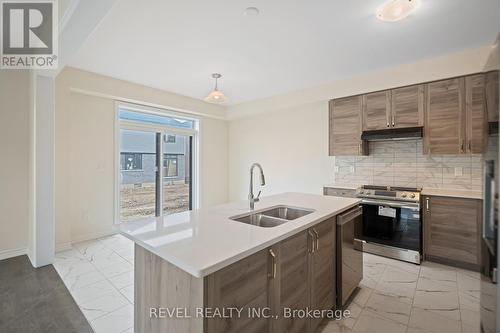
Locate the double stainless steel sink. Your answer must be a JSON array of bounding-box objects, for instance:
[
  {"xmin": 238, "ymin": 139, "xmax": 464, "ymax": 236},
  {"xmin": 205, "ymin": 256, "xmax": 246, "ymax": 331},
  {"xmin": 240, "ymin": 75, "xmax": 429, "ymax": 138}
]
[{"xmin": 230, "ymin": 205, "xmax": 314, "ymax": 228}]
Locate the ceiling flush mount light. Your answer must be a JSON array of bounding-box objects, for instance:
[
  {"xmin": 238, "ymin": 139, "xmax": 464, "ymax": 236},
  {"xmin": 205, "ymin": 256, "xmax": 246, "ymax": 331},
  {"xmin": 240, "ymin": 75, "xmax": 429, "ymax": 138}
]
[
  {"xmin": 244, "ymin": 7, "xmax": 260, "ymax": 16},
  {"xmin": 376, "ymin": 0, "xmax": 419, "ymax": 22},
  {"xmin": 204, "ymin": 73, "xmax": 228, "ymax": 104}
]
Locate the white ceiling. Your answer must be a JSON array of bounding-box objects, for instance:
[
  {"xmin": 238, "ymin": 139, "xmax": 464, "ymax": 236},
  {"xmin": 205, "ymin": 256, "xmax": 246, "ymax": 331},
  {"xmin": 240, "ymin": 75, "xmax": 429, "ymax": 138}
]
[{"xmin": 69, "ymin": 0, "xmax": 500, "ymax": 105}]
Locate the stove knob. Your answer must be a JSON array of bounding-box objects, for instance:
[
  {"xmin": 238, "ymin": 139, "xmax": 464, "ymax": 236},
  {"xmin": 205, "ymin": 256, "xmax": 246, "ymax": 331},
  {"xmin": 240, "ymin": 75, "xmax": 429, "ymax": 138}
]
[
  {"xmin": 401, "ymin": 193, "xmax": 407, "ymax": 198},
  {"xmin": 410, "ymin": 193, "xmax": 416, "ymax": 198}
]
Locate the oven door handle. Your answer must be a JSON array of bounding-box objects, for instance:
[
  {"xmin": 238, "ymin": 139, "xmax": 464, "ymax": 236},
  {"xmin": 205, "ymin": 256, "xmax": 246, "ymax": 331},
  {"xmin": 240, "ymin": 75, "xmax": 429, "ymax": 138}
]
[{"xmin": 361, "ymin": 199, "xmax": 420, "ymax": 210}]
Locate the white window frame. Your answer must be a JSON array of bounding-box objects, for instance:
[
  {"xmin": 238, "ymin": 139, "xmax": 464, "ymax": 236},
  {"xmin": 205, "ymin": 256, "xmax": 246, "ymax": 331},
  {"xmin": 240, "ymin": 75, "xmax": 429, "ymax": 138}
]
[{"xmin": 114, "ymin": 101, "xmax": 200, "ymax": 224}]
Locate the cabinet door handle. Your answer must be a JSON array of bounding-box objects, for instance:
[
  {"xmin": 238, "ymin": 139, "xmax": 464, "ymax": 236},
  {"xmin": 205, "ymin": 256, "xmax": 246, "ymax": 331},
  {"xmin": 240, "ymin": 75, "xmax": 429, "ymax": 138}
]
[
  {"xmin": 308, "ymin": 230, "xmax": 316, "ymax": 253},
  {"xmin": 425, "ymin": 197, "xmax": 430, "ymax": 212},
  {"xmin": 391, "ymin": 114, "xmax": 395, "ymax": 127},
  {"xmin": 358, "ymin": 143, "xmax": 361, "ymax": 155},
  {"xmin": 461, "ymin": 139, "xmax": 465, "ymax": 153},
  {"xmin": 468, "ymin": 140, "xmax": 472, "ymax": 152},
  {"xmin": 312, "ymin": 229, "xmax": 320, "ymax": 251},
  {"xmin": 268, "ymin": 249, "xmax": 276, "ymax": 279}
]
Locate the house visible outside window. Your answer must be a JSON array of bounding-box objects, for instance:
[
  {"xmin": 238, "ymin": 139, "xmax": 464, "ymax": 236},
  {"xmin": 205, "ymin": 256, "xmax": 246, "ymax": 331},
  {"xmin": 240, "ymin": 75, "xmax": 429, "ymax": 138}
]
[
  {"xmin": 166, "ymin": 135, "xmax": 176, "ymax": 143},
  {"xmin": 164, "ymin": 154, "xmax": 178, "ymax": 177},
  {"xmin": 121, "ymin": 153, "xmax": 142, "ymax": 170}
]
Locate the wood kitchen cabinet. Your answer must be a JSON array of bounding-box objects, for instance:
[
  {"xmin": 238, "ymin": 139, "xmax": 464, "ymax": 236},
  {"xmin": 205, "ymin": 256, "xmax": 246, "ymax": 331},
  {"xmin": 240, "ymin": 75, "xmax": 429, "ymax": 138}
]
[
  {"xmin": 423, "ymin": 195, "xmax": 482, "ymax": 270},
  {"xmin": 205, "ymin": 218, "xmax": 336, "ymax": 333},
  {"xmin": 329, "ymin": 96, "xmax": 367, "ymax": 156},
  {"xmin": 465, "ymin": 74, "xmax": 488, "ymax": 153},
  {"xmin": 423, "ymin": 78, "xmax": 465, "ymax": 154},
  {"xmin": 362, "ymin": 91, "xmax": 391, "ymax": 131},
  {"xmin": 391, "ymin": 84, "xmax": 424, "ymax": 129},
  {"xmin": 204, "ymin": 247, "xmax": 272, "ymax": 333},
  {"xmin": 308, "ymin": 219, "xmax": 335, "ymax": 333},
  {"xmin": 485, "ymin": 70, "xmax": 499, "ymax": 123}
]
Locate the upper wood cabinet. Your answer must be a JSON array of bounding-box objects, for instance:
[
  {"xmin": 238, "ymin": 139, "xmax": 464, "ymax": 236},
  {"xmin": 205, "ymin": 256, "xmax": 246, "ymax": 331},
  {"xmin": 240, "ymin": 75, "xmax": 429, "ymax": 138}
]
[
  {"xmin": 362, "ymin": 91, "xmax": 391, "ymax": 131},
  {"xmin": 465, "ymin": 74, "xmax": 488, "ymax": 154},
  {"xmin": 424, "ymin": 78, "xmax": 465, "ymax": 154},
  {"xmin": 485, "ymin": 71, "xmax": 499, "ymax": 123},
  {"xmin": 423, "ymin": 195, "xmax": 482, "ymax": 269},
  {"xmin": 329, "ymin": 96, "xmax": 367, "ymax": 156},
  {"xmin": 391, "ymin": 85, "xmax": 424, "ymax": 129}
]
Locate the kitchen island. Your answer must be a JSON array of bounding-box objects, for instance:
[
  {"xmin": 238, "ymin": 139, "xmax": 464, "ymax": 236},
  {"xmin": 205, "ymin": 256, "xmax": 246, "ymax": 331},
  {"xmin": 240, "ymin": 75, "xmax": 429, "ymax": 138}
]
[{"xmin": 120, "ymin": 192, "xmax": 361, "ymax": 333}]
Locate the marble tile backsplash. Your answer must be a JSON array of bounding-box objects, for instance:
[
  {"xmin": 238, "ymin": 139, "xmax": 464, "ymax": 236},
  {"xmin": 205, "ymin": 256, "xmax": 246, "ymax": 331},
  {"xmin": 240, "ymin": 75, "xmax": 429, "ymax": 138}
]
[{"xmin": 334, "ymin": 138, "xmax": 498, "ymax": 191}]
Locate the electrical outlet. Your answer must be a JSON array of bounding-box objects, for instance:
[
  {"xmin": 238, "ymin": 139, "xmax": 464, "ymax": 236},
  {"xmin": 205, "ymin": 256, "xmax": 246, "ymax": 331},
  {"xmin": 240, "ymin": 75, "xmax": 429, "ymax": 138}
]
[
  {"xmin": 334, "ymin": 166, "xmax": 340, "ymax": 173},
  {"xmin": 350, "ymin": 166, "xmax": 355, "ymax": 173},
  {"xmin": 454, "ymin": 167, "xmax": 463, "ymax": 177}
]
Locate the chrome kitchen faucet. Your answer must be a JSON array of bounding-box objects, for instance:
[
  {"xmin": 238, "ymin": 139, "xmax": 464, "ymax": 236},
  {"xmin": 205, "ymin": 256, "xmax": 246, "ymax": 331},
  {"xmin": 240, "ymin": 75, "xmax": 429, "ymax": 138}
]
[{"xmin": 249, "ymin": 163, "xmax": 266, "ymax": 210}]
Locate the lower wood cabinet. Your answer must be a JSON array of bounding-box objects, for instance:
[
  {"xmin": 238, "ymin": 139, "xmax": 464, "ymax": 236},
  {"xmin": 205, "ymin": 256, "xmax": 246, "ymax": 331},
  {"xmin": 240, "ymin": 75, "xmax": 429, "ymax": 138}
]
[
  {"xmin": 423, "ymin": 195, "xmax": 482, "ymax": 270},
  {"xmin": 204, "ymin": 218, "xmax": 336, "ymax": 333}
]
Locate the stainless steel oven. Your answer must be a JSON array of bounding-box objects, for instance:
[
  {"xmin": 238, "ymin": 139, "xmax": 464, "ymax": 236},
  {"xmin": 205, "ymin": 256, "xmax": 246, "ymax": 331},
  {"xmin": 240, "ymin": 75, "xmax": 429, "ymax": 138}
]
[{"xmin": 354, "ymin": 186, "xmax": 422, "ymax": 264}]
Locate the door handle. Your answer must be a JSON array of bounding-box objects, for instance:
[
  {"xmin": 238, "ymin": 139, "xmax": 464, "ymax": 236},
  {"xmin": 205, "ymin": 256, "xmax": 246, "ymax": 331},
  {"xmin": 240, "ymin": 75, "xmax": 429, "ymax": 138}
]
[
  {"xmin": 425, "ymin": 197, "xmax": 430, "ymax": 212},
  {"xmin": 468, "ymin": 140, "xmax": 471, "ymax": 152},
  {"xmin": 312, "ymin": 229, "xmax": 319, "ymax": 251},
  {"xmin": 268, "ymin": 249, "xmax": 277, "ymax": 279},
  {"xmin": 391, "ymin": 114, "xmax": 395, "ymax": 127},
  {"xmin": 461, "ymin": 139, "xmax": 465, "ymax": 153},
  {"xmin": 308, "ymin": 230, "xmax": 316, "ymax": 253}
]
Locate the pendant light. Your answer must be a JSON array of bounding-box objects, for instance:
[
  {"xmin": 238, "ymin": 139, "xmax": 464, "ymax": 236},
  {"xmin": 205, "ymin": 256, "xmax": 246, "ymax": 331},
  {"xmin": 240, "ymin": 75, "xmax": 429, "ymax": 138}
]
[
  {"xmin": 204, "ymin": 73, "xmax": 228, "ymax": 104},
  {"xmin": 376, "ymin": 0, "xmax": 419, "ymax": 22}
]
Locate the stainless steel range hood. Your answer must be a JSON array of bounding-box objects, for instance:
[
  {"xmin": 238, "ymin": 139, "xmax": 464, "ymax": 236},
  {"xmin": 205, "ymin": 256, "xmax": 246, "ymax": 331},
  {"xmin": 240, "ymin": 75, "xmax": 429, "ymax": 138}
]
[{"xmin": 361, "ymin": 126, "xmax": 423, "ymax": 141}]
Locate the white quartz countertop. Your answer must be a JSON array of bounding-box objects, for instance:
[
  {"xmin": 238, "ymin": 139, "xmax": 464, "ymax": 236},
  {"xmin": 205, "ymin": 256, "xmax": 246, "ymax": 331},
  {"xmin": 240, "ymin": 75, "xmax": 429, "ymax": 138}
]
[
  {"xmin": 323, "ymin": 184, "xmax": 358, "ymax": 190},
  {"xmin": 421, "ymin": 188, "xmax": 483, "ymax": 200},
  {"xmin": 119, "ymin": 192, "xmax": 360, "ymax": 278}
]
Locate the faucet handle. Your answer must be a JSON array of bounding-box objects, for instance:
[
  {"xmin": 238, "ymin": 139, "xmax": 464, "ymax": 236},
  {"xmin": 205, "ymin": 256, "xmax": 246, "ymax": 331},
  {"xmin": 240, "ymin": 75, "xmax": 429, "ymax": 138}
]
[{"xmin": 256, "ymin": 190, "xmax": 262, "ymax": 200}]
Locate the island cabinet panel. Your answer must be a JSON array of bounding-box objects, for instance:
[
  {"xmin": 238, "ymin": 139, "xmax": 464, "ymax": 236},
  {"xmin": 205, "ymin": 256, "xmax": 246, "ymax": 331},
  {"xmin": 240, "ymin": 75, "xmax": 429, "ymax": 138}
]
[
  {"xmin": 485, "ymin": 71, "xmax": 499, "ymax": 123},
  {"xmin": 308, "ymin": 218, "xmax": 335, "ymax": 333},
  {"xmin": 391, "ymin": 84, "xmax": 424, "ymax": 129},
  {"xmin": 362, "ymin": 91, "xmax": 391, "ymax": 131},
  {"xmin": 271, "ymin": 231, "xmax": 309, "ymax": 333},
  {"xmin": 135, "ymin": 244, "xmax": 204, "ymax": 333},
  {"xmin": 424, "ymin": 78, "xmax": 465, "ymax": 154},
  {"xmin": 465, "ymin": 74, "xmax": 488, "ymax": 153},
  {"xmin": 329, "ymin": 96, "xmax": 366, "ymax": 156},
  {"xmin": 204, "ymin": 247, "xmax": 272, "ymax": 333},
  {"xmin": 423, "ymin": 196, "xmax": 482, "ymax": 270},
  {"xmin": 204, "ymin": 218, "xmax": 337, "ymax": 333}
]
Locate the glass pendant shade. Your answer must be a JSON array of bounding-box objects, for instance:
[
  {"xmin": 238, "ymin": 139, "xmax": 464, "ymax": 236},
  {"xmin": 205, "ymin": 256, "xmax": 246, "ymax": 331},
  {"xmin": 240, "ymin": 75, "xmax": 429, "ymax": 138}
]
[
  {"xmin": 377, "ymin": 0, "xmax": 419, "ymax": 22},
  {"xmin": 204, "ymin": 73, "xmax": 228, "ymax": 104},
  {"xmin": 204, "ymin": 89, "xmax": 228, "ymax": 103}
]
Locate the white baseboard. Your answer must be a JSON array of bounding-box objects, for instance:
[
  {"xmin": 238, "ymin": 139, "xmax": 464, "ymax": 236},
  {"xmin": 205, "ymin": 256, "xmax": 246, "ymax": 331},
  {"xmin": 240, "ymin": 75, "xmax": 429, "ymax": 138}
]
[
  {"xmin": 70, "ymin": 229, "xmax": 119, "ymax": 245},
  {"xmin": 55, "ymin": 242, "xmax": 73, "ymax": 253},
  {"xmin": 0, "ymin": 247, "xmax": 27, "ymax": 261}
]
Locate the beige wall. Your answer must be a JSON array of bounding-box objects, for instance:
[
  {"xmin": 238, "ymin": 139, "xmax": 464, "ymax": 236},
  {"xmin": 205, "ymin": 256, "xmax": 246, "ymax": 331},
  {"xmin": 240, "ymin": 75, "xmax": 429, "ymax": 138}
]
[
  {"xmin": 0, "ymin": 70, "xmax": 30, "ymax": 258},
  {"xmin": 55, "ymin": 68, "xmax": 228, "ymax": 248},
  {"xmin": 227, "ymin": 46, "xmax": 492, "ymax": 201}
]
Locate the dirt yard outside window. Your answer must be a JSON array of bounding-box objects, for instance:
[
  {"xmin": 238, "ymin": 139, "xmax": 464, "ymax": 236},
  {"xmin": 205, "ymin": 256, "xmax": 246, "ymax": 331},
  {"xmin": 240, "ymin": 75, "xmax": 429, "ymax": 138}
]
[{"xmin": 120, "ymin": 182, "xmax": 190, "ymax": 222}]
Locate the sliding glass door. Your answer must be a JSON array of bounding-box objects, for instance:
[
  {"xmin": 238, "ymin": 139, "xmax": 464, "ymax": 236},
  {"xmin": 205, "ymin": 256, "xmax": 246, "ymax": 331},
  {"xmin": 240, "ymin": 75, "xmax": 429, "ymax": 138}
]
[
  {"xmin": 119, "ymin": 129, "xmax": 161, "ymax": 222},
  {"xmin": 117, "ymin": 106, "xmax": 196, "ymax": 223},
  {"xmin": 162, "ymin": 133, "xmax": 193, "ymax": 215}
]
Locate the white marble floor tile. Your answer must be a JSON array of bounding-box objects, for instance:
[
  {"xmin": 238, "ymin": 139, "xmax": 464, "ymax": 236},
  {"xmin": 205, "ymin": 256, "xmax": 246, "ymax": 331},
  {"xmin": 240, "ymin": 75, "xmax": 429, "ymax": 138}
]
[
  {"xmin": 364, "ymin": 292, "xmax": 412, "ymax": 325},
  {"xmin": 79, "ymin": 291, "xmax": 129, "ymax": 322},
  {"xmin": 70, "ymin": 279, "xmax": 117, "ymax": 305},
  {"xmin": 109, "ymin": 270, "xmax": 134, "ymax": 290},
  {"xmin": 120, "ymin": 285, "xmax": 134, "ymax": 304},
  {"xmin": 62, "ymin": 269, "xmax": 106, "ymax": 292},
  {"xmin": 373, "ymin": 280, "xmax": 417, "ymax": 304},
  {"xmin": 352, "ymin": 309, "xmax": 407, "ymax": 333},
  {"xmin": 408, "ymin": 307, "xmax": 462, "ymax": 333},
  {"xmin": 90, "ymin": 304, "xmax": 134, "ymax": 333},
  {"xmin": 98, "ymin": 261, "xmax": 133, "ymax": 279}
]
